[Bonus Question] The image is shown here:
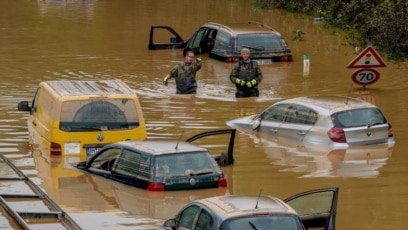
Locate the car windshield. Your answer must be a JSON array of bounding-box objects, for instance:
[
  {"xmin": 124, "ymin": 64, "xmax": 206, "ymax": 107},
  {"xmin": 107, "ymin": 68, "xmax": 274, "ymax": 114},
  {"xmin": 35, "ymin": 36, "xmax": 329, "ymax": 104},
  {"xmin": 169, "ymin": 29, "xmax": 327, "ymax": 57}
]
[
  {"xmin": 59, "ymin": 99, "xmax": 140, "ymax": 132},
  {"xmin": 332, "ymin": 108, "xmax": 387, "ymax": 128},
  {"xmin": 237, "ymin": 34, "xmax": 284, "ymax": 52},
  {"xmin": 154, "ymin": 152, "xmax": 221, "ymax": 177},
  {"xmin": 223, "ymin": 215, "xmax": 303, "ymax": 230}
]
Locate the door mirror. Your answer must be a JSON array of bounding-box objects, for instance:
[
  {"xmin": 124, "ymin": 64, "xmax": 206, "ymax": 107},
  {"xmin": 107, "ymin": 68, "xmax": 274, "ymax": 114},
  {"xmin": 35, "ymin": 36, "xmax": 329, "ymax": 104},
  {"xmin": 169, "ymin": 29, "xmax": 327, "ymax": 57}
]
[{"xmin": 252, "ymin": 118, "xmax": 261, "ymax": 130}]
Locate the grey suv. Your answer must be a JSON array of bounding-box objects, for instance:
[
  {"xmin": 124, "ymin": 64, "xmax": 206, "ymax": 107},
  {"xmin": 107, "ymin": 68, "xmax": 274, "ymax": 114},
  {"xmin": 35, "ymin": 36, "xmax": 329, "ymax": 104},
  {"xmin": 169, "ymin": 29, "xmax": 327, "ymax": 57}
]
[{"xmin": 148, "ymin": 21, "xmax": 292, "ymax": 64}]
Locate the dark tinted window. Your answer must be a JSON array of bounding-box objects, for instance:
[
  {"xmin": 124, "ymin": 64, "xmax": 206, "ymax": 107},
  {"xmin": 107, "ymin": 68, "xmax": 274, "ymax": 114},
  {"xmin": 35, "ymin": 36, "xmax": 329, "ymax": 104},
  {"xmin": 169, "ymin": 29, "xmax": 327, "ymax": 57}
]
[
  {"xmin": 332, "ymin": 108, "xmax": 386, "ymax": 128},
  {"xmin": 189, "ymin": 29, "xmax": 206, "ymax": 48},
  {"xmin": 114, "ymin": 150, "xmax": 151, "ymax": 179},
  {"xmin": 237, "ymin": 34, "xmax": 284, "ymax": 51},
  {"xmin": 212, "ymin": 30, "xmax": 233, "ymax": 53}
]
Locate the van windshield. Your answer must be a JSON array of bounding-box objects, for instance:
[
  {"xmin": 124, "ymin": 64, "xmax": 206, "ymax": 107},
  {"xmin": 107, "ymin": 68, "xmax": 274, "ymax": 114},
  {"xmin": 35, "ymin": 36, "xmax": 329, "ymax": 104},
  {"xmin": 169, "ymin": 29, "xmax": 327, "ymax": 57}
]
[{"xmin": 59, "ymin": 99, "xmax": 140, "ymax": 132}]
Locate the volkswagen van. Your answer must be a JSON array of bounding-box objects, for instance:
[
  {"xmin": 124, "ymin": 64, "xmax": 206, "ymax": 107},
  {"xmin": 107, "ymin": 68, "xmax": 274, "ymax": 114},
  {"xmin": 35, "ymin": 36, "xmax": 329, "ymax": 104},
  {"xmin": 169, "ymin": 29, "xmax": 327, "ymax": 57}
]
[{"xmin": 18, "ymin": 79, "xmax": 147, "ymax": 156}]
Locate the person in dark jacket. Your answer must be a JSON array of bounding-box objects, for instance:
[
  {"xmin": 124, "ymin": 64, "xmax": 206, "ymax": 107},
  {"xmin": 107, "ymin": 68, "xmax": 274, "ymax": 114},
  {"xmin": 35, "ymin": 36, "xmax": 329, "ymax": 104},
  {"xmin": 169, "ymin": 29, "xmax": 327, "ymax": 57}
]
[
  {"xmin": 229, "ymin": 48, "xmax": 263, "ymax": 98},
  {"xmin": 163, "ymin": 51, "xmax": 202, "ymax": 94}
]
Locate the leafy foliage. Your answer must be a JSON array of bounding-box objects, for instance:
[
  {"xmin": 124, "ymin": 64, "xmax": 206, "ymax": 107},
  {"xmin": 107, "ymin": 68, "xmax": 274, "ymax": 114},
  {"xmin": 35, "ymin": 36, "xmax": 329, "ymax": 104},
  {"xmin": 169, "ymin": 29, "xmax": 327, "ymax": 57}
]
[{"xmin": 253, "ymin": 0, "xmax": 408, "ymax": 62}]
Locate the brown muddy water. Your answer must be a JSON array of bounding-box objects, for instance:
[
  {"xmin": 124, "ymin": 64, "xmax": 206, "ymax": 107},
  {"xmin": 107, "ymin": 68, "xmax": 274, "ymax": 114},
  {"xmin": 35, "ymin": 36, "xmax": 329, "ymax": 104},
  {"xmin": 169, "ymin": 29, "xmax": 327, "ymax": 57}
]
[{"xmin": 0, "ymin": 0, "xmax": 407, "ymax": 229}]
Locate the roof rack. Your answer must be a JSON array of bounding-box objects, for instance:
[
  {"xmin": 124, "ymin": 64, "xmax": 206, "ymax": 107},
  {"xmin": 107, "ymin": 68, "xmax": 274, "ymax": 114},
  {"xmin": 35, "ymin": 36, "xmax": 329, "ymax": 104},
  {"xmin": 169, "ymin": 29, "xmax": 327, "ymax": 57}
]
[
  {"xmin": 248, "ymin": 21, "xmax": 276, "ymax": 31},
  {"xmin": 206, "ymin": 22, "xmax": 234, "ymax": 33},
  {"xmin": 0, "ymin": 154, "xmax": 82, "ymax": 230}
]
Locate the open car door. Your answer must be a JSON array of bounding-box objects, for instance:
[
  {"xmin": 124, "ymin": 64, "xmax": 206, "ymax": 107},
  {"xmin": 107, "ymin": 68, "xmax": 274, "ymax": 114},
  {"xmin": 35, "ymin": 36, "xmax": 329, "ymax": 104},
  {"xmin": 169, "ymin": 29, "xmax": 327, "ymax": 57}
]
[
  {"xmin": 284, "ymin": 187, "xmax": 339, "ymax": 230},
  {"xmin": 186, "ymin": 129, "xmax": 236, "ymax": 166},
  {"xmin": 148, "ymin": 25, "xmax": 187, "ymax": 50}
]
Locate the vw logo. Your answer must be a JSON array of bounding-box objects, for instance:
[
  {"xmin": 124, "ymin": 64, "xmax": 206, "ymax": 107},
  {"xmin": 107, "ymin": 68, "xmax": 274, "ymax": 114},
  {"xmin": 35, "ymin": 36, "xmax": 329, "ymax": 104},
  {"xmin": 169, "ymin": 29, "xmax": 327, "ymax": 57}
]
[
  {"xmin": 96, "ymin": 133, "xmax": 104, "ymax": 142},
  {"xmin": 189, "ymin": 178, "xmax": 196, "ymax": 186}
]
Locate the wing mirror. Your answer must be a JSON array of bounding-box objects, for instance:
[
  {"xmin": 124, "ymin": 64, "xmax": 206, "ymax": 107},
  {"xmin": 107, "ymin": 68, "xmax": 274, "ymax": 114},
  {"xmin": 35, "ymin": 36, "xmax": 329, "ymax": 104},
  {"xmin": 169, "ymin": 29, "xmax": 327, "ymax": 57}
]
[{"xmin": 252, "ymin": 118, "xmax": 261, "ymax": 130}]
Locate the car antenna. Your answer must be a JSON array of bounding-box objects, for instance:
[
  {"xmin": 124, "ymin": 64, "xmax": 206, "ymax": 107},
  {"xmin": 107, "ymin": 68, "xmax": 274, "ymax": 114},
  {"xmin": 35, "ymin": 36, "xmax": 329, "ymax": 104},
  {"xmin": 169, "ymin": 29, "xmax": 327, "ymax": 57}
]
[
  {"xmin": 175, "ymin": 131, "xmax": 184, "ymax": 150},
  {"xmin": 345, "ymin": 83, "xmax": 354, "ymax": 105},
  {"xmin": 255, "ymin": 189, "xmax": 262, "ymax": 209}
]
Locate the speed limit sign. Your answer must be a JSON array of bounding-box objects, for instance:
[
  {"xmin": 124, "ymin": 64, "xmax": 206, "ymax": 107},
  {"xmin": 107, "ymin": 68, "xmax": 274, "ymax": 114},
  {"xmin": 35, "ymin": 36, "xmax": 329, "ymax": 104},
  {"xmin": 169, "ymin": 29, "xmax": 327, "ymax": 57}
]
[{"xmin": 351, "ymin": 68, "xmax": 380, "ymax": 86}]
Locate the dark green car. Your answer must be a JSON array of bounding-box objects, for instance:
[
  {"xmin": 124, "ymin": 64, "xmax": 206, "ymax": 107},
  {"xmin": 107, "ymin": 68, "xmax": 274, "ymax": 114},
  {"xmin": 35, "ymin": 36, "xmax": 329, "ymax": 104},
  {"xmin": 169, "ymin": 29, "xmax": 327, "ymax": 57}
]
[{"xmin": 76, "ymin": 129, "xmax": 235, "ymax": 191}]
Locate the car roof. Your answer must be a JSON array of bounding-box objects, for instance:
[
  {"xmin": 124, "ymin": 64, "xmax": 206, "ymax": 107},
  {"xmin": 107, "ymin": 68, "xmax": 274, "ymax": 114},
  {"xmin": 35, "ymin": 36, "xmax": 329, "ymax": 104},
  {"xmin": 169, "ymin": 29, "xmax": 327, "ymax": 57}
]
[
  {"xmin": 194, "ymin": 195, "xmax": 298, "ymax": 220},
  {"xmin": 113, "ymin": 140, "xmax": 208, "ymax": 156},
  {"xmin": 276, "ymin": 95, "xmax": 377, "ymax": 115},
  {"xmin": 203, "ymin": 21, "xmax": 282, "ymax": 36},
  {"xmin": 41, "ymin": 79, "xmax": 136, "ymax": 98}
]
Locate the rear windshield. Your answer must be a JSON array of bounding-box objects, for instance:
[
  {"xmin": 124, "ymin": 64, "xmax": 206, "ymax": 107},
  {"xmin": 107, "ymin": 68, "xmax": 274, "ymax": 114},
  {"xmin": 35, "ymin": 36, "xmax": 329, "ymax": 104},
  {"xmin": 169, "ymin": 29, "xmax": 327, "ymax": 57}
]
[
  {"xmin": 332, "ymin": 108, "xmax": 387, "ymax": 128},
  {"xmin": 223, "ymin": 215, "xmax": 303, "ymax": 230},
  {"xmin": 237, "ymin": 34, "xmax": 285, "ymax": 52},
  {"xmin": 59, "ymin": 99, "xmax": 140, "ymax": 132},
  {"xmin": 154, "ymin": 152, "xmax": 222, "ymax": 177}
]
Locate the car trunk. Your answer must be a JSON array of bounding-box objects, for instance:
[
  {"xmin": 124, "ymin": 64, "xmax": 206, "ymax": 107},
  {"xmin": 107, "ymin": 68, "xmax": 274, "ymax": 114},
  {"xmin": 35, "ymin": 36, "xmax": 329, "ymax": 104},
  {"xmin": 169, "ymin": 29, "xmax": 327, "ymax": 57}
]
[{"xmin": 343, "ymin": 123, "xmax": 390, "ymax": 145}]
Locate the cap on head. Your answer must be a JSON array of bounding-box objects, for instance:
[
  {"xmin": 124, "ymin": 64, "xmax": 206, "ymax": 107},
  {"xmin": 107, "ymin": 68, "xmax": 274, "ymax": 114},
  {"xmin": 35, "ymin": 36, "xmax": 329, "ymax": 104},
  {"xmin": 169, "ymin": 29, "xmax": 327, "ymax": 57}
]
[{"xmin": 241, "ymin": 48, "xmax": 250, "ymax": 55}]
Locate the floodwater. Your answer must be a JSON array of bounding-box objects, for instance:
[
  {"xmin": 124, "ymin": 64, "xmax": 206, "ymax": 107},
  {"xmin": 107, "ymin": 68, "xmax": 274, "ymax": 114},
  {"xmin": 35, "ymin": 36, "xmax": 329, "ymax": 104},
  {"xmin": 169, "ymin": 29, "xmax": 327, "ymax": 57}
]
[{"xmin": 1, "ymin": 0, "xmax": 407, "ymax": 229}]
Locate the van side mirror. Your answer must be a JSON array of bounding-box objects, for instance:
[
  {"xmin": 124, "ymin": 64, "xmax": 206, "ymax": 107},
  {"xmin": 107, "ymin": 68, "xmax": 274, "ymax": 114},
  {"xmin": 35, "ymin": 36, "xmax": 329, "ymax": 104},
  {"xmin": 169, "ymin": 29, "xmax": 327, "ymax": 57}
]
[
  {"xmin": 17, "ymin": 101, "xmax": 31, "ymax": 112},
  {"xmin": 170, "ymin": 37, "xmax": 180, "ymax": 43}
]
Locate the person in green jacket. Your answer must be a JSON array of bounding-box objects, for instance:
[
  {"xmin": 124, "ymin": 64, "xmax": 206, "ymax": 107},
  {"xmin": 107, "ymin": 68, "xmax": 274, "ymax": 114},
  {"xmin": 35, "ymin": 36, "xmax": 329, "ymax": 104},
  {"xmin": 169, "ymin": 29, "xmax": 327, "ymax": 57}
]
[
  {"xmin": 163, "ymin": 51, "xmax": 202, "ymax": 94},
  {"xmin": 229, "ymin": 48, "xmax": 263, "ymax": 98}
]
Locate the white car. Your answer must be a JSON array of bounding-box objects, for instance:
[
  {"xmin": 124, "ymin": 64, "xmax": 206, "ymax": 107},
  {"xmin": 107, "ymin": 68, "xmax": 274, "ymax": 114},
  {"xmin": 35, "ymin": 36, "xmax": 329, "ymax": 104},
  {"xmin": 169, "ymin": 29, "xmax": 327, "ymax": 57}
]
[
  {"xmin": 163, "ymin": 187, "xmax": 339, "ymax": 230},
  {"xmin": 227, "ymin": 96, "xmax": 395, "ymax": 148}
]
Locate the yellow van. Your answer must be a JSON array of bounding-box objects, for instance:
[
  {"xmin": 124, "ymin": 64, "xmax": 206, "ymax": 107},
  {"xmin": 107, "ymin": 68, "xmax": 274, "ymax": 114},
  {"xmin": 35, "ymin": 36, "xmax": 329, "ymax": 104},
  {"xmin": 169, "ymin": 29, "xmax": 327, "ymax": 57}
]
[{"xmin": 18, "ymin": 79, "xmax": 147, "ymax": 157}]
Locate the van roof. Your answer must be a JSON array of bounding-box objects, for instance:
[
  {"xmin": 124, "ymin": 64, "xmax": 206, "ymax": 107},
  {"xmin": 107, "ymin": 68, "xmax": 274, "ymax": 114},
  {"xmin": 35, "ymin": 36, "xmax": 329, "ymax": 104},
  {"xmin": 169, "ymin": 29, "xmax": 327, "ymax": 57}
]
[{"xmin": 41, "ymin": 79, "xmax": 136, "ymax": 98}]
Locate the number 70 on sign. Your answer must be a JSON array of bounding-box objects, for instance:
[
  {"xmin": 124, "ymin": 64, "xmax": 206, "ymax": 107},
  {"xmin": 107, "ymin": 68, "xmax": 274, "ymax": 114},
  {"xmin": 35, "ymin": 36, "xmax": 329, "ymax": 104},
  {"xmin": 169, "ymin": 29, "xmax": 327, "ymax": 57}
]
[{"xmin": 351, "ymin": 68, "xmax": 380, "ymax": 86}]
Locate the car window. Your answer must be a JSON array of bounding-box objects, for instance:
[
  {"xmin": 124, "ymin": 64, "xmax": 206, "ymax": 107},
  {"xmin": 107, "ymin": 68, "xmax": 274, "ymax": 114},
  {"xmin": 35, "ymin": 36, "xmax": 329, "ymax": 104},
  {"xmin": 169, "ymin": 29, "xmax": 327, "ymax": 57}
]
[
  {"xmin": 261, "ymin": 104, "xmax": 291, "ymax": 121},
  {"xmin": 90, "ymin": 147, "xmax": 121, "ymax": 169},
  {"xmin": 195, "ymin": 208, "xmax": 213, "ymax": 230},
  {"xmin": 237, "ymin": 34, "xmax": 284, "ymax": 51},
  {"xmin": 332, "ymin": 108, "xmax": 386, "ymax": 128},
  {"xmin": 189, "ymin": 29, "xmax": 206, "ymax": 49},
  {"xmin": 212, "ymin": 30, "xmax": 233, "ymax": 53},
  {"xmin": 178, "ymin": 205, "xmax": 200, "ymax": 229},
  {"xmin": 285, "ymin": 105, "xmax": 318, "ymax": 125},
  {"xmin": 113, "ymin": 149, "xmax": 151, "ymax": 179},
  {"xmin": 154, "ymin": 152, "xmax": 220, "ymax": 177},
  {"xmin": 223, "ymin": 215, "xmax": 302, "ymax": 230}
]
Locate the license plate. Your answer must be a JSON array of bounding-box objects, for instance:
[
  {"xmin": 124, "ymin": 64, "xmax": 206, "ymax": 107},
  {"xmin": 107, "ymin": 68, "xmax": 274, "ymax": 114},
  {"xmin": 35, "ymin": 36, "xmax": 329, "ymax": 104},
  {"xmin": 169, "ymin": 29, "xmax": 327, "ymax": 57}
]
[
  {"xmin": 255, "ymin": 59, "xmax": 272, "ymax": 65},
  {"xmin": 86, "ymin": 147, "xmax": 101, "ymax": 156}
]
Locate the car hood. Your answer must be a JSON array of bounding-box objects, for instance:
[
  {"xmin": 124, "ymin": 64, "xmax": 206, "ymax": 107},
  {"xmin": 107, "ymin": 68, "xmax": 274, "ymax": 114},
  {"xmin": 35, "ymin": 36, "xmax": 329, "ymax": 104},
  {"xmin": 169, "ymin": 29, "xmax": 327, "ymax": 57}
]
[{"xmin": 226, "ymin": 115, "xmax": 257, "ymax": 130}]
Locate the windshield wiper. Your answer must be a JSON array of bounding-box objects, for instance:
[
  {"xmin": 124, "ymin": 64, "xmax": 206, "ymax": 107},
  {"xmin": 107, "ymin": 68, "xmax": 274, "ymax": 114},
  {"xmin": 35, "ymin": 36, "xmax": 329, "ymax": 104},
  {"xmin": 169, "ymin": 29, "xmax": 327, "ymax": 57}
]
[
  {"xmin": 367, "ymin": 122, "xmax": 384, "ymax": 128},
  {"xmin": 248, "ymin": 221, "xmax": 259, "ymax": 230},
  {"xmin": 187, "ymin": 169, "xmax": 214, "ymax": 176}
]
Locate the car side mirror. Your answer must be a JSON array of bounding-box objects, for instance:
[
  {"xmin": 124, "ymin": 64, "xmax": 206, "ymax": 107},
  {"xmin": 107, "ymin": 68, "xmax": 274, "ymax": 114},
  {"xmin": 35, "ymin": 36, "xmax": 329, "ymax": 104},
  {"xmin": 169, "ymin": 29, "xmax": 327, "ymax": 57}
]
[
  {"xmin": 252, "ymin": 118, "xmax": 261, "ymax": 130},
  {"xmin": 163, "ymin": 218, "xmax": 176, "ymax": 228},
  {"xmin": 17, "ymin": 101, "xmax": 31, "ymax": 112}
]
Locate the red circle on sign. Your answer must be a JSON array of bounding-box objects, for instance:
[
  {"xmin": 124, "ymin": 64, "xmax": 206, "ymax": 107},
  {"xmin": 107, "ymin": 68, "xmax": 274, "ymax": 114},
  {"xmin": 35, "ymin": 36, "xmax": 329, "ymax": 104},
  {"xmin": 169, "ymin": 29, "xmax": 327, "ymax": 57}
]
[{"xmin": 351, "ymin": 68, "xmax": 380, "ymax": 86}]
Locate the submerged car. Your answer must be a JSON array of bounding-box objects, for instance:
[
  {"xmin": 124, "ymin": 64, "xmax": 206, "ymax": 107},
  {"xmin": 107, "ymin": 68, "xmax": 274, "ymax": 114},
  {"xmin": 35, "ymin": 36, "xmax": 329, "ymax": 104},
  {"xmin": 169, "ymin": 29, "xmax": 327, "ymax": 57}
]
[
  {"xmin": 75, "ymin": 129, "xmax": 236, "ymax": 191},
  {"xmin": 163, "ymin": 187, "xmax": 339, "ymax": 230},
  {"xmin": 227, "ymin": 96, "xmax": 395, "ymax": 148},
  {"xmin": 148, "ymin": 21, "xmax": 292, "ymax": 63}
]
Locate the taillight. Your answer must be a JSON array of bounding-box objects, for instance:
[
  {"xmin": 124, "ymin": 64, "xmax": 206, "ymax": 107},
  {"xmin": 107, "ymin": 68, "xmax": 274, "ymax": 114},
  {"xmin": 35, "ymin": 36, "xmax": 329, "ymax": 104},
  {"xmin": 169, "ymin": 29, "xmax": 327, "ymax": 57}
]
[
  {"xmin": 327, "ymin": 127, "xmax": 346, "ymax": 143},
  {"xmin": 147, "ymin": 182, "xmax": 165, "ymax": 191},
  {"xmin": 218, "ymin": 177, "xmax": 227, "ymax": 187},
  {"xmin": 50, "ymin": 142, "xmax": 61, "ymax": 155},
  {"xmin": 388, "ymin": 123, "xmax": 394, "ymax": 137}
]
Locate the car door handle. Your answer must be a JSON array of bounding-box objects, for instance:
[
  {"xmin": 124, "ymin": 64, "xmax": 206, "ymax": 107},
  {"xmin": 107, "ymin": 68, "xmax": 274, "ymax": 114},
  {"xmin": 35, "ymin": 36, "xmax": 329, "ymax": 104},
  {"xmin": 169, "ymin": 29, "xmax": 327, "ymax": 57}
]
[
  {"xmin": 271, "ymin": 128, "xmax": 278, "ymax": 133},
  {"xmin": 296, "ymin": 130, "xmax": 306, "ymax": 136}
]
